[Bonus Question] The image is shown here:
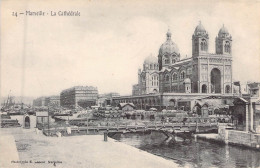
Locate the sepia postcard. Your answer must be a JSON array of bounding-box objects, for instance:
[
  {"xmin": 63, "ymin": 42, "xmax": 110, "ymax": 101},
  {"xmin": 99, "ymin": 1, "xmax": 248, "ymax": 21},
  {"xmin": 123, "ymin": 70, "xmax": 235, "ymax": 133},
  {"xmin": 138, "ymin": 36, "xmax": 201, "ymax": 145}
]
[{"xmin": 1, "ymin": 0, "xmax": 260, "ymax": 168}]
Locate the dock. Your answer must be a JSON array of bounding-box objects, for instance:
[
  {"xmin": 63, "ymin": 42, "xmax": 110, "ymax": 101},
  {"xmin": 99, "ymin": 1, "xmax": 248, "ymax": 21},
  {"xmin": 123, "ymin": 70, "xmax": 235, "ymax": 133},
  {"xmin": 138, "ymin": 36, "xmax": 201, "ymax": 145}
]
[
  {"xmin": 0, "ymin": 127, "xmax": 179, "ymax": 168},
  {"xmin": 194, "ymin": 128, "xmax": 260, "ymax": 150}
]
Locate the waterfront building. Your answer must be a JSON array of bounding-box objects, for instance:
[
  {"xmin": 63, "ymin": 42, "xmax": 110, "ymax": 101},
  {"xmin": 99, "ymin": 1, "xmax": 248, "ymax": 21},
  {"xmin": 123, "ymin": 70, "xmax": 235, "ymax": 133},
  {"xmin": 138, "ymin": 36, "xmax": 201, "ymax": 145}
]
[
  {"xmin": 60, "ymin": 86, "xmax": 98, "ymax": 109},
  {"xmin": 33, "ymin": 97, "xmax": 47, "ymax": 107},
  {"xmin": 45, "ymin": 95, "xmax": 60, "ymax": 107},
  {"xmin": 98, "ymin": 92, "xmax": 120, "ymax": 107},
  {"xmin": 247, "ymin": 82, "xmax": 260, "ymax": 97},
  {"xmin": 118, "ymin": 103, "xmax": 135, "ymax": 112}
]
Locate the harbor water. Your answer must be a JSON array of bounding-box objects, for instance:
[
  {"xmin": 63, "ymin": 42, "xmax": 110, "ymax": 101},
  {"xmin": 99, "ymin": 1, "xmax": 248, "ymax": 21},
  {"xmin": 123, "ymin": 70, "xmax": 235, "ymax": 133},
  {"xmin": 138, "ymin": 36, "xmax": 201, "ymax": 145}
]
[{"xmin": 111, "ymin": 131, "xmax": 260, "ymax": 168}]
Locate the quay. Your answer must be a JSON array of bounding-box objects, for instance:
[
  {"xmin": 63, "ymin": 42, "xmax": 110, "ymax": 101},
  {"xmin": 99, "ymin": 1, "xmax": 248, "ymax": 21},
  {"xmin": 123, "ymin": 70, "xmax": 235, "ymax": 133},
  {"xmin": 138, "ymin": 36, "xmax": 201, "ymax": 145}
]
[
  {"xmin": 0, "ymin": 127, "xmax": 178, "ymax": 168},
  {"xmin": 194, "ymin": 126, "xmax": 260, "ymax": 150}
]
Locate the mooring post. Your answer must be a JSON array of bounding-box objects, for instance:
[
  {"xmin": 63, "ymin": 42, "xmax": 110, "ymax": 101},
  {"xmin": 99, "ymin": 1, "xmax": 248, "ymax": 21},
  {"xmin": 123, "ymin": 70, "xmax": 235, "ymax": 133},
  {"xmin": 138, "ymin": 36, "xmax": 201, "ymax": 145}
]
[{"xmin": 104, "ymin": 131, "xmax": 108, "ymax": 142}]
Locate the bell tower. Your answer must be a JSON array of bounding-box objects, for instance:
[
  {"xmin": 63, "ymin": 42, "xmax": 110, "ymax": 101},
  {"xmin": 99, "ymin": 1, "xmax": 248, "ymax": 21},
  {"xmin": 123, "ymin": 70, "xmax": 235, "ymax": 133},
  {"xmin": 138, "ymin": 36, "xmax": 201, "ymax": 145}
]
[
  {"xmin": 192, "ymin": 21, "xmax": 209, "ymax": 57},
  {"xmin": 215, "ymin": 25, "xmax": 232, "ymax": 55}
]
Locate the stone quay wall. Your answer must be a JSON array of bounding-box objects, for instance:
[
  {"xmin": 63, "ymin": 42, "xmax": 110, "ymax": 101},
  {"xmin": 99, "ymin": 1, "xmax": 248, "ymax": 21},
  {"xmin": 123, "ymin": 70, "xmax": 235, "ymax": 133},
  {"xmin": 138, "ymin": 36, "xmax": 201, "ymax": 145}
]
[{"xmin": 218, "ymin": 126, "xmax": 260, "ymax": 149}]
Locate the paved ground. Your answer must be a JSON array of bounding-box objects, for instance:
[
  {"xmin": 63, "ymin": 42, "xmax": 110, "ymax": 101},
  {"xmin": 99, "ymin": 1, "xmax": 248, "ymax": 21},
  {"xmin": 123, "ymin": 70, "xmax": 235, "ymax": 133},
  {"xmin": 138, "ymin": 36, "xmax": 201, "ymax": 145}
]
[
  {"xmin": 0, "ymin": 127, "xmax": 179, "ymax": 168},
  {"xmin": 0, "ymin": 134, "xmax": 20, "ymax": 168}
]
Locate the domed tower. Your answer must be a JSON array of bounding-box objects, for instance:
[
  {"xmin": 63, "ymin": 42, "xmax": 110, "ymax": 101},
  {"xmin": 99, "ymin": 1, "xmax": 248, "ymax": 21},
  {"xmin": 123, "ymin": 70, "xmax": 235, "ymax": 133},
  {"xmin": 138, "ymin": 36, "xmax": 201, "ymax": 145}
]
[
  {"xmin": 192, "ymin": 21, "xmax": 209, "ymax": 56},
  {"xmin": 215, "ymin": 25, "xmax": 232, "ymax": 55},
  {"xmin": 140, "ymin": 54, "xmax": 159, "ymax": 94},
  {"xmin": 143, "ymin": 54, "xmax": 159, "ymax": 71},
  {"xmin": 158, "ymin": 29, "xmax": 180, "ymax": 70}
]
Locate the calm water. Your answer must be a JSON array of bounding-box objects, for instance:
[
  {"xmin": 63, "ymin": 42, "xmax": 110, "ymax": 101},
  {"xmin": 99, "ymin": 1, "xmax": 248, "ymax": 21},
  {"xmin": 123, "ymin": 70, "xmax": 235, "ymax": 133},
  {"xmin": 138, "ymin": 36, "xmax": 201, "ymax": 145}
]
[{"xmin": 111, "ymin": 132, "xmax": 260, "ymax": 168}]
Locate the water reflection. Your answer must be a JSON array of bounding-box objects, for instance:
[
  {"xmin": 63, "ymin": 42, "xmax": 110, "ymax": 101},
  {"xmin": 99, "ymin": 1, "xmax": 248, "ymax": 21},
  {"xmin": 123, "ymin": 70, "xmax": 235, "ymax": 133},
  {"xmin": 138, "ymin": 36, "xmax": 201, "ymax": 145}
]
[{"xmin": 111, "ymin": 131, "xmax": 260, "ymax": 168}]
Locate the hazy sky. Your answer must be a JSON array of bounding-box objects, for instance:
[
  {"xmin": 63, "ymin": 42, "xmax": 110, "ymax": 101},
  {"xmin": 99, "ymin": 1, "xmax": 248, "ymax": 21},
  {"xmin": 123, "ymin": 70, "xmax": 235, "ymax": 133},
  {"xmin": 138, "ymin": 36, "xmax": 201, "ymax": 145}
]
[{"xmin": 1, "ymin": 0, "xmax": 260, "ymax": 98}]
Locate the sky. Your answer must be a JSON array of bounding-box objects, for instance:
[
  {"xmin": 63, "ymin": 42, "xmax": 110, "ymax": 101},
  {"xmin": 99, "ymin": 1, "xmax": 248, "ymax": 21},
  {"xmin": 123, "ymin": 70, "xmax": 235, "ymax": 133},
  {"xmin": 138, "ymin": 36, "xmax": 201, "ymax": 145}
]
[{"xmin": 1, "ymin": 0, "xmax": 260, "ymax": 98}]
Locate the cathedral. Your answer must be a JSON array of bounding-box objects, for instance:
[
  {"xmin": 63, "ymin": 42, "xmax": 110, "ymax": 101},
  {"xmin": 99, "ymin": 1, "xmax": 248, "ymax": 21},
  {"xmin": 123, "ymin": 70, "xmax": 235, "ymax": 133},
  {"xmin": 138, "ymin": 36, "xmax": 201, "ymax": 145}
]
[{"xmin": 132, "ymin": 22, "xmax": 233, "ymax": 96}]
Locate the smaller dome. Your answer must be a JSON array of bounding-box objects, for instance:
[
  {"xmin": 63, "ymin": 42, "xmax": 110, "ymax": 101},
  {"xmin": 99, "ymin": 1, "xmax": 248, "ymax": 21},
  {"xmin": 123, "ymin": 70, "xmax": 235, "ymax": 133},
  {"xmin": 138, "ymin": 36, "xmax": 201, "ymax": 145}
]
[
  {"xmin": 159, "ymin": 29, "xmax": 180, "ymax": 55},
  {"xmin": 218, "ymin": 24, "xmax": 229, "ymax": 36},
  {"xmin": 144, "ymin": 55, "xmax": 158, "ymax": 64},
  {"xmin": 184, "ymin": 78, "xmax": 191, "ymax": 83},
  {"xmin": 194, "ymin": 21, "xmax": 206, "ymax": 34}
]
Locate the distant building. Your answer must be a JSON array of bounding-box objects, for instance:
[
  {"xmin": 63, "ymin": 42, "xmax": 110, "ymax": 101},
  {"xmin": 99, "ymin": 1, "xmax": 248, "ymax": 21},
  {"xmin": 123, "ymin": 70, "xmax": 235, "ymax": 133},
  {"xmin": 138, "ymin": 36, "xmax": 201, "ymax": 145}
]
[
  {"xmin": 45, "ymin": 96, "xmax": 60, "ymax": 107},
  {"xmin": 233, "ymin": 81, "xmax": 259, "ymax": 96},
  {"xmin": 247, "ymin": 82, "xmax": 260, "ymax": 98},
  {"xmin": 118, "ymin": 103, "xmax": 135, "ymax": 112},
  {"xmin": 133, "ymin": 22, "xmax": 233, "ymax": 95},
  {"xmin": 132, "ymin": 84, "xmax": 141, "ymax": 96},
  {"xmin": 98, "ymin": 92, "xmax": 120, "ymax": 107},
  {"xmin": 60, "ymin": 86, "xmax": 98, "ymax": 109},
  {"xmin": 33, "ymin": 97, "xmax": 47, "ymax": 107}
]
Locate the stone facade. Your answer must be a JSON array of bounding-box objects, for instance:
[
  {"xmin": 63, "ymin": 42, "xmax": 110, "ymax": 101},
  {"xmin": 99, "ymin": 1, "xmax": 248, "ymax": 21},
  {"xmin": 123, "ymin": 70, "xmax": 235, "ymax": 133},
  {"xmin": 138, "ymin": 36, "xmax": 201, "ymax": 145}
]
[
  {"xmin": 33, "ymin": 97, "xmax": 47, "ymax": 107},
  {"xmin": 133, "ymin": 55, "xmax": 159, "ymax": 95},
  {"xmin": 45, "ymin": 95, "xmax": 60, "ymax": 107},
  {"xmin": 218, "ymin": 127, "xmax": 260, "ymax": 148},
  {"xmin": 132, "ymin": 22, "xmax": 233, "ymax": 95},
  {"xmin": 98, "ymin": 92, "xmax": 120, "ymax": 107},
  {"xmin": 60, "ymin": 86, "xmax": 98, "ymax": 108}
]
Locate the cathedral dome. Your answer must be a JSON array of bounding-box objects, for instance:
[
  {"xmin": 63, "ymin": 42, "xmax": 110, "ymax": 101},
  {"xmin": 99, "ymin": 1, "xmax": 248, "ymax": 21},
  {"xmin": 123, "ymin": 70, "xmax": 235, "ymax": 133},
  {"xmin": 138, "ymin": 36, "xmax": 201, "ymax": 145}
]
[
  {"xmin": 159, "ymin": 29, "xmax": 180, "ymax": 55},
  {"xmin": 194, "ymin": 21, "xmax": 206, "ymax": 34},
  {"xmin": 144, "ymin": 55, "xmax": 158, "ymax": 64},
  {"xmin": 218, "ymin": 25, "xmax": 229, "ymax": 35}
]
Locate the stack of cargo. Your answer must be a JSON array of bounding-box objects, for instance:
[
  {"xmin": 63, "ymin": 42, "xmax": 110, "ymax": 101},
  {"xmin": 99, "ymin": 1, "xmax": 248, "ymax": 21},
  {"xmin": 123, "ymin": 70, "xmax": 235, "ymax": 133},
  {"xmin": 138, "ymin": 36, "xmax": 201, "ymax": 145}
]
[
  {"xmin": 94, "ymin": 107, "xmax": 122, "ymax": 118},
  {"xmin": 1, "ymin": 119, "xmax": 21, "ymax": 128}
]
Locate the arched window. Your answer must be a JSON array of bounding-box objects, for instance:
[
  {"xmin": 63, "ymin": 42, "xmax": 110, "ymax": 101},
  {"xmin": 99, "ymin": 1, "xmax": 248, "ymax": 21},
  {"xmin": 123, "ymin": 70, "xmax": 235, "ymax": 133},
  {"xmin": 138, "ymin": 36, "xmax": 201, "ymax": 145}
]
[
  {"xmin": 201, "ymin": 39, "xmax": 207, "ymax": 51},
  {"xmin": 165, "ymin": 75, "xmax": 169, "ymax": 81},
  {"xmin": 204, "ymin": 41, "xmax": 207, "ymax": 50},
  {"xmin": 172, "ymin": 59, "xmax": 176, "ymax": 64},
  {"xmin": 150, "ymin": 64, "xmax": 153, "ymax": 69},
  {"xmin": 152, "ymin": 75, "xmax": 158, "ymax": 86},
  {"xmin": 180, "ymin": 71, "xmax": 185, "ymax": 80},
  {"xmin": 172, "ymin": 73, "xmax": 177, "ymax": 81},
  {"xmin": 202, "ymin": 84, "xmax": 207, "ymax": 93},
  {"xmin": 165, "ymin": 59, "xmax": 169, "ymax": 64},
  {"xmin": 225, "ymin": 42, "xmax": 230, "ymax": 53}
]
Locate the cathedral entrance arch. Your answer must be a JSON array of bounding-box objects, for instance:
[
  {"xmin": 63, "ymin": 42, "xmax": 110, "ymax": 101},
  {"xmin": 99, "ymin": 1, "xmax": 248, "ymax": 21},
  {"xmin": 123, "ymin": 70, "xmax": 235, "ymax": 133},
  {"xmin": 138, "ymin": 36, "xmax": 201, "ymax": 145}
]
[{"xmin": 211, "ymin": 68, "xmax": 221, "ymax": 93}]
